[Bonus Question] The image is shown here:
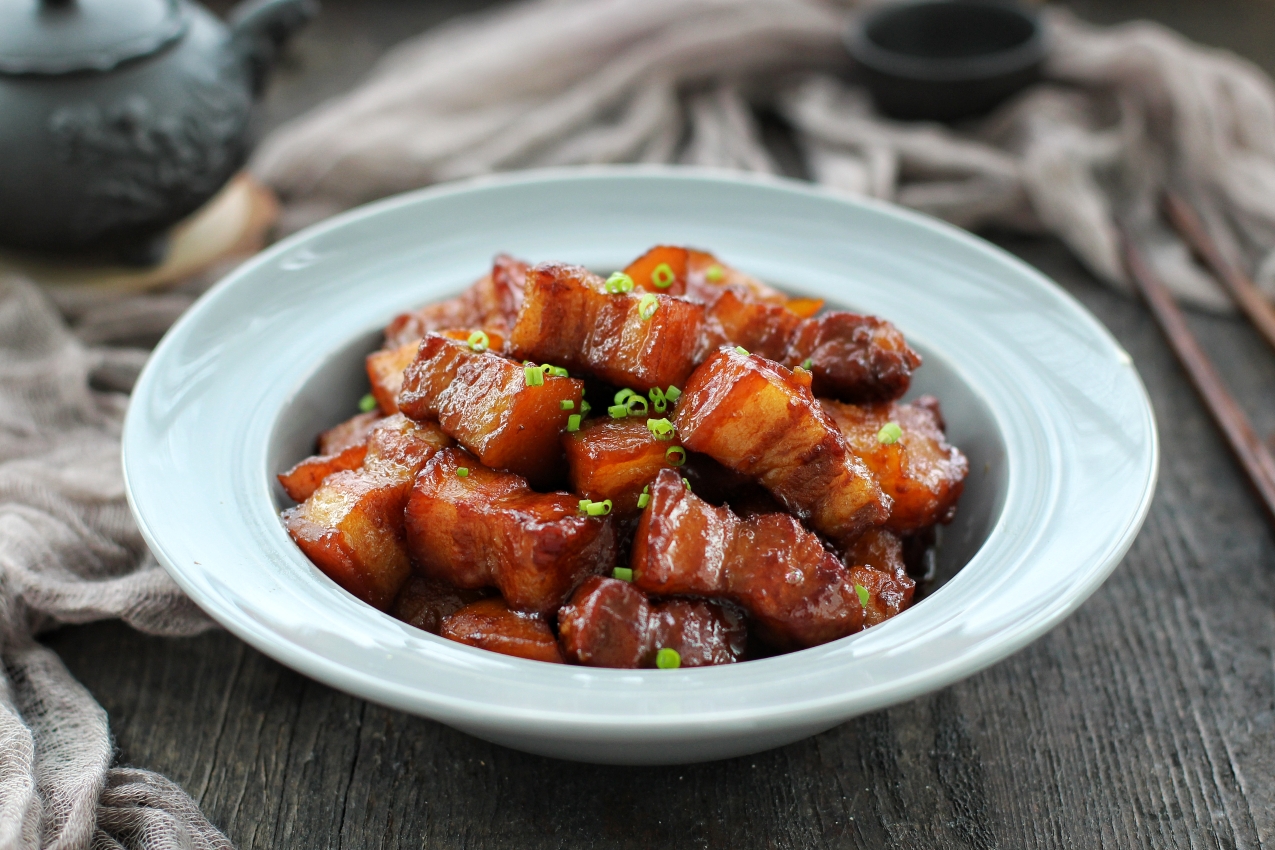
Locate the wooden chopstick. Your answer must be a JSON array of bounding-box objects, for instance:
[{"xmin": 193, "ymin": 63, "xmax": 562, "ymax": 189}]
[
  {"xmin": 1121, "ymin": 233, "xmax": 1275, "ymax": 527},
  {"xmin": 1162, "ymin": 191, "xmax": 1275, "ymax": 354}
]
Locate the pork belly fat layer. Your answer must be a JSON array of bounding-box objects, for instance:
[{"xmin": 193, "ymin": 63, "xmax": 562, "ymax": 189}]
[
  {"xmin": 283, "ymin": 416, "xmax": 453, "ymax": 610},
  {"xmin": 508, "ymin": 263, "xmax": 705, "ymax": 392},
  {"xmin": 384, "ymin": 254, "xmax": 528, "ymax": 349},
  {"xmin": 397, "ymin": 334, "xmax": 581, "ymax": 488},
  {"xmin": 674, "ymin": 347, "xmax": 890, "ymax": 545},
  {"xmin": 631, "ymin": 469, "xmax": 865, "ymax": 649},
  {"xmin": 440, "ymin": 598, "xmax": 564, "ymax": 663},
  {"xmin": 822, "ymin": 396, "xmax": 969, "ymax": 532},
  {"xmin": 562, "ymin": 418, "xmax": 678, "ymax": 516},
  {"xmin": 405, "ymin": 448, "xmax": 617, "ymax": 615},
  {"xmin": 557, "ymin": 576, "xmax": 747, "ymax": 668}
]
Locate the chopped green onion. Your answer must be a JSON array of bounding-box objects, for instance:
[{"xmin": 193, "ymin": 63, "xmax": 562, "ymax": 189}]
[
  {"xmin": 578, "ymin": 499, "xmax": 590, "ymax": 512},
  {"xmin": 614, "ymin": 388, "xmax": 636, "ymax": 405},
  {"xmin": 546, "ymin": 365, "xmax": 570, "ymax": 378},
  {"xmin": 456, "ymin": 467, "xmax": 469, "ymax": 478},
  {"xmin": 801, "ymin": 358, "xmax": 813, "ymax": 370},
  {"xmin": 655, "ymin": 647, "xmax": 681, "ymax": 669},
  {"xmin": 877, "ymin": 421, "xmax": 903, "ymax": 445},
  {"xmin": 705, "ymin": 264, "xmax": 725, "ymax": 283},
  {"xmin": 733, "ymin": 346, "xmax": 749, "ymax": 356},
  {"xmin": 854, "ymin": 583, "xmax": 870, "ymax": 608},
  {"xmin": 613, "ymin": 567, "xmax": 634, "ymax": 582},
  {"xmin": 608, "ymin": 404, "xmax": 629, "ymax": 419},
  {"xmin": 561, "ymin": 399, "xmax": 575, "ymax": 410},
  {"xmin": 682, "ymin": 477, "xmax": 691, "ymax": 491},
  {"xmin": 651, "ymin": 263, "xmax": 676, "ymax": 289},
  {"xmin": 647, "ymin": 418, "xmax": 675, "ymax": 440},
  {"xmin": 605, "ymin": 272, "xmax": 635, "ymax": 294},
  {"xmin": 585, "ymin": 499, "xmax": 613, "ymax": 517},
  {"xmin": 649, "ymin": 387, "xmax": 667, "ymax": 412},
  {"xmin": 636, "ymin": 492, "xmax": 650, "ymax": 509},
  {"xmin": 524, "ymin": 366, "xmax": 544, "ymax": 386},
  {"xmin": 358, "ymin": 393, "xmax": 377, "ymax": 413},
  {"xmin": 638, "ymin": 293, "xmax": 659, "ymax": 320},
  {"xmin": 665, "ymin": 446, "xmax": 686, "ymax": 466},
  {"xmin": 665, "ymin": 385, "xmax": 682, "ymax": 402},
  {"xmin": 580, "ymin": 400, "xmax": 592, "ymax": 415},
  {"xmin": 567, "ymin": 414, "xmax": 582, "ymax": 432},
  {"xmin": 626, "ymin": 395, "xmax": 649, "ymax": 415},
  {"xmin": 467, "ymin": 330, "xmax": 490, "ymax": 352}
]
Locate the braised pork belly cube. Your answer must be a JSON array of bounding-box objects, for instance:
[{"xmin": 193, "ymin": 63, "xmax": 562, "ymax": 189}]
[
  {"xmin": 397, "ymin": 334, "xmax": 581, "ymax": 488},
  {"xmin": 844, "ymin": 527, "xmax": 916, "ymax": 627},
  {"xmin": 440, "ymin": 598, "xmax": 564, "ymax": 663},
  {"xmin": 318, "ymin": 411, "xmax": 383, "ymax": 456},
  {"xmin": 821, "ymin": 396, "xmax": 968, "ymax": 533},
  {"xmin": 508, "ymin": 263, "xmax": 705, "ymax": 392},
  {"xmin": 631, "ymin": 470, "xmax": 865, "ymax": 649},
  {"xmin": 674, "ymin": 347, "xmax": 889, "ymax": 546},
  {"xmin": 562, "ymin": 418, "xmax": 677, "ymax": 517},
  {"xmin": 367, "ymin": 330, "xmax": 507, "ymax": 416},
  {"xmin": 625, "ymin": 246, "xmax": 789, "ymax": 305},
  {"xmin": 283, "ymin": 416, "xmax": 453, "ymax": 610},
  {"xmin": 557, "ymin": 576, "xmax": 746, "ymax": 668},
  {"xmin": 278, "ymin": 411, "xmax": 386, "ymax": 502},
  {"xmin": 384, "ymin": 254, "xmax": 528, "ymax": 348},
  {"xmin": 405, "ymin": 449, "xmax": 617, "ymax": 614},
  {"xmin": 390, "ymin": 575, "xmax": 488, "ymax": 634},
  {"xmin": 788, "ymin": 312, "xmax": 921, "ymax": 403}
]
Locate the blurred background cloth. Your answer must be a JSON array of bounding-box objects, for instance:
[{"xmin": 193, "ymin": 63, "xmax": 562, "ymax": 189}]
[{"xmin": 251, "ymin": 0, "xmax": 1275, "ymax": 312}]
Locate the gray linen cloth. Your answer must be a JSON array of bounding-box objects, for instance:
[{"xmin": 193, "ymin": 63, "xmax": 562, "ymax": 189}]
[{"xmin": 4, "ymin": 0, "xmax": 1275, "ymax": 846}]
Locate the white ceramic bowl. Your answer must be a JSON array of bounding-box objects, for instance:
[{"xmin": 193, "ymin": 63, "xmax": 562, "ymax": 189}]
[{"xmin": 123, "ymin": 167, "xmax": 1157, "ymax": 765}]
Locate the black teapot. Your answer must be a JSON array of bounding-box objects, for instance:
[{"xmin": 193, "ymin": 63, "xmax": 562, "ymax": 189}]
[{"xmin": 0, "ymin": 0, "xmax": 316, "ymax": 259}]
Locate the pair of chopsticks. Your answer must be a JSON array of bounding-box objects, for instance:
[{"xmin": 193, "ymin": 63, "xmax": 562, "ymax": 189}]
[{"xmin": 1121, "ymin": 193, "xmax": 1275, "ymax": 527}]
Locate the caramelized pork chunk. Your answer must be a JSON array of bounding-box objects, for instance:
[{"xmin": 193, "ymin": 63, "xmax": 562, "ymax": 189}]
[
  {"xmin": 562, "ymin": 418, "xmax": 679, "ymax": 517},
  {"xmin": 283, "ymin": 416, "xmax": 454, "ymax": 610},
  {"xmin": 674, "ymin": 348, "xmax": 889, "ymax": 545},
  {"xmin": 384, "ymin": 254, "xmax": 528, "ymax": 349},
  {"xmin": 390, "ymin": 575, "xmax": 489, "ymax": 634},
  {"xmin": 788, "ymin": 312, "xmax": 921, "ymax": 403},
  {"xmin": 631, "ymin": 470, "xmax": 865, "ymax": 649},
  {"xmin": 405, "ymin": 449, "xmax": 617, "ymax": 614},
  {"xmin": 845, "ymin": 527, "xmax": 916, "ymax": 627},
  {"xmin": 508, "ymin": 263, "xmax": 705, "ymax": 392},
  {"xmin": 318, "ymin": 411, "xmax": 383, "ymax": 456},
  {"xmin": 822, "ymin": 396, "xmax": 968, "ymax": 533},
  {"xmin": 397, "ymin": 334, "xmax": 581, "ymax": 488},
  {"xmin": 440, "ymin": 598, "xmax": 564, "ymax": 663},
  {"xmin": 366, "ymin": 341, "xmax": 420, "ymax": 415},
  {"xmin": 557, "ymin": 576, "xmax": 746, "ymax": 668},
  {"xmin": 277, "ymin": 443, "xmax": 368, "ymax": 503},
  {"xmin": 625, "ymin": 245, "xmax": 790, "ymax": 306}
]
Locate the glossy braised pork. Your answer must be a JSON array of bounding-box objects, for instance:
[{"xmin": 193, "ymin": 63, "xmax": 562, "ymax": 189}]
[
  {"xmin": 557, "ymin": 576, "xmax": 747, "ymax": 668},
  {"xmin": 439, "ymin": 597, "xmax": 564, "ymax": 663},
  {"xmin": 562, "ymin": 418, "xmax": 680, "ymax": 517},
  {"xmin": 630, "ymin": 470, "xmax": 867, "ymax": 648},
  {"xmin": 674, "ymin": 347, "xmax": 890, "ymax": 545},
  {"xmin": 283, "ymin": 415, "xmax": 454, "ymax": 610},
  {"xmin": 822, "ymin": 396, "xmax": 969, "ymax": 533},
  {"xmin": 508, "ymin": 262, "xmax": 705, "ymax": 392},
  {"xmin": 405, "ymin": 448, "xmax": 617, "ymax": 614},
  {"xmin": 845, "ymin": 527, "xmax": 916, "ymax": 627},
  {"xmin": 384, "ymin": 254, "xmax": 529, "ymax": 349},
  {"xmin": 390, "ymin": 575, "xmax": 489, "ymax": 634},
  {"xmin": 397, "ymin": 334, "xmax": 581, "ymax": 488}
]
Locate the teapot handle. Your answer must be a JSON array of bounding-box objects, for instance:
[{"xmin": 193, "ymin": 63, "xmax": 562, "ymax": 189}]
[{"xmin": 229, "ymin": 0, "xmax": 319, "ymax": 96}]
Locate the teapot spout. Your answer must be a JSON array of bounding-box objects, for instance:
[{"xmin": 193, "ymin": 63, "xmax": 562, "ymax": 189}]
[{"xmin": 230, "ymin": 0, "xmax": 318, "ymax": 95}]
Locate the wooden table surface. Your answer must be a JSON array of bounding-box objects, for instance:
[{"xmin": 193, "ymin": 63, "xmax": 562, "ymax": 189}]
[{"xmin": 48, "ymin": 2, "xmax": 1275, "ymax": 847}]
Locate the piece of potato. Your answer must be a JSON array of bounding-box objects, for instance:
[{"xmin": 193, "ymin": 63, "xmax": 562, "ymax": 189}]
[
  {"xmin": 405, "ymin": 448, "xmax": 617, "ymax": 614},
  {"xmin": 508, "ymin": 262, "xmax": 705, "ymax": 392},
  {"xmin": 562, "ymin": 418, "xmax": 678, "ymax": 517},
  {"xmin": 674, "ymin": 347, "xmax": 889, "ymax": 545},
  {"xmin": 398, "ymin": 334, "xmax": 582, "ymax": 488},
  {"xmin": 630, "ymin": 470, "xmax": 865, "ymax": 649},
  {"xmin": 439, "ymin": 598, "xmax": 564, "ymax": 663},
  {"xmin": 821, "ymin": 396, "xmax": 968, "ymax": 533},
  {"xmin": 390, "ymin": 575, "xmax": 489, "ymax": 634},
  {"xmin": 557, "ymin": 576, "xmax": 747, "ymax": 668},
  {"xmin": 283, "ymin": 416, "xmax": 454, "ymax": 610},
  {"xmin": 384, "ymin": 254, "xmax": 529, "ymax": 349}
]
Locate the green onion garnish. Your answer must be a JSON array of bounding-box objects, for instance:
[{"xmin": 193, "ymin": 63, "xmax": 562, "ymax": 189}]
[
  {"xmin": 649, "ymin": 387, "xmax": 667, "ymax": 412},
  {"xmin": 665, "ymin": 446, "xmax": 686, "ymax": 466},
  {"xmin": 456, "ymin": 467, "xmax": 469, "ymax": 478},
  {"xmin": 580, "ymin": 400, "xmax": 592, "ymax": 415},
  {"xmin": 647, "ymin": 418, "xmax": 674, "ymax": 440},
  {"xmin": 608, "ymin": 404, "xmax": 629, "ymax": 419},
  {"xmin": 547, "ymin": 365, "xmax": 570, "ymax": 378},
  {"xmin": 524, "ymin": 366, "xmax": 544, "ymax": 386},
  {"xmin": 614, "ymin": 388, "xmax": 636, "ymax": 405},
  {"xmin": 605, "ymin": 272, "xmax": 635, "ymax": 294},
  {"xmin": 705, "ymin": 264, "xmax": 725, "ymax": 283},
  {"xmin": 733, "ymin": 346, "xmax": 749, "ymax": 356},
  {"xmin": 655, "ymin": 647, "xmax": 681, "ymax": 669},
  {"xmin": 358, "ymin": 393, "xmax": 377, "ymax": 413},
  {"xmin": 801, "ymin": 358, "xmax": 813, "ymax": 370},
  {"xmin": 561, "ymin": 399, "xmax": 575, "ymax": 410},
  {"xmin": 682, "ymin": 477, "xmax": 691, "ymax": 491},
  {"xmin": 613, "ymin": 567, "xmax": 633, "ymax": 582},
  {"xmin": 665, "ymin": 385, "xmax": 682, "ymax": 402},
  {"xmin": 636, "ymin": 492, "xmax": 650, "ymax": 509},
  {"xmin": 877, "ymin": 422, "xmax": 903, "ymax": 445},
  {"xmin": 567, "ymin": 414, "xmax": 581, "ymax": 432},
  {"xmin": 467, "ymin": 330, "xmax": 490, "ymax": 352},
  {"xmin": 626, "ymin": 395, "xmax": 649, "ymax": 415},
  {"xmin": 854, "ymin": 583, "xmax": 870, "ymax": 608},
  {"xmin": 585, "ymin": 499, "xmax": 613, "ymax": 517},
  {"xmin": 638, "ymin": 293, "xmax": 659, "ymax": 320},
  {"xmin": 651, "ymin": 263, "xmax": 676, "ymax": 289}
]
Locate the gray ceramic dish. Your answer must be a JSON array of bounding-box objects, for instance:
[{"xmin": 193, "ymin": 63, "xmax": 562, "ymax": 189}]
[{"xmin": 122, "ymin": 167, "xmax": 1157, "ymax": 765}]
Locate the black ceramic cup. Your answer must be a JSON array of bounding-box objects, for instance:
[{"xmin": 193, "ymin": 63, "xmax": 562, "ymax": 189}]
[{"xmin": 845, "ymin": 0, "xmax": 1048, "ymax": 122}]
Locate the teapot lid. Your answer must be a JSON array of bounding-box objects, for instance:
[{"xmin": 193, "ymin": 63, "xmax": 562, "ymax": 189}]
[{"xmin": 0, "ymin": 0, "xmax": 189, "ymax": 75}]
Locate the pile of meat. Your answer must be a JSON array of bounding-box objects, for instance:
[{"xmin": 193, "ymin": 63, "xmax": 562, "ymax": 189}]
[{"xmin": 278, "ymin": 247, "xmax": 969, "ymax": 667}]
